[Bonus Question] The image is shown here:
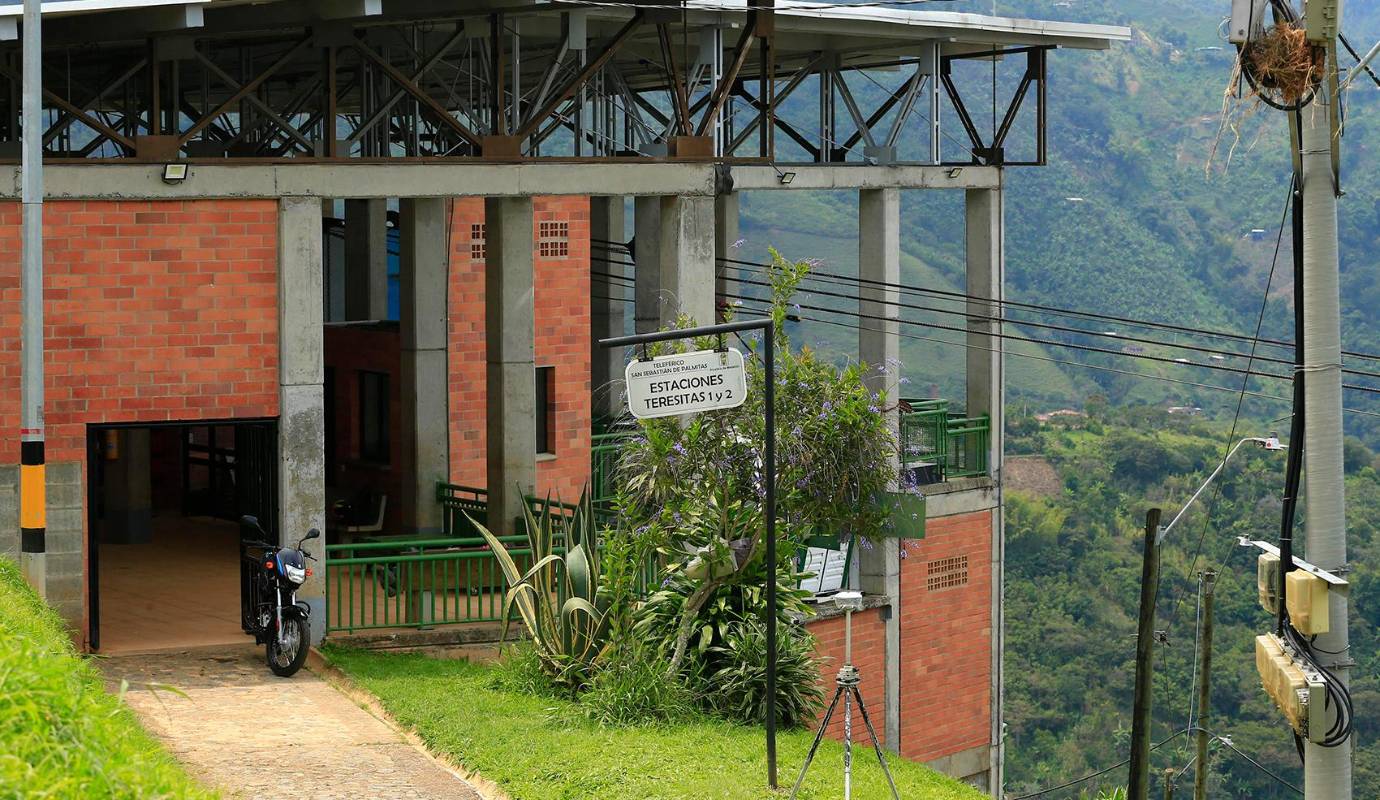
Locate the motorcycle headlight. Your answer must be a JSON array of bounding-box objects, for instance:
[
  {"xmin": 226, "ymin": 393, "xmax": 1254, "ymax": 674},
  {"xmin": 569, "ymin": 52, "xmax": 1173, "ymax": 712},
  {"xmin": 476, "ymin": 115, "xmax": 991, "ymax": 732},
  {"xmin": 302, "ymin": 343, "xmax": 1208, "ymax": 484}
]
[{"xmin": 283, "ymin": 564, "xmax": 306, "ymax": 585}]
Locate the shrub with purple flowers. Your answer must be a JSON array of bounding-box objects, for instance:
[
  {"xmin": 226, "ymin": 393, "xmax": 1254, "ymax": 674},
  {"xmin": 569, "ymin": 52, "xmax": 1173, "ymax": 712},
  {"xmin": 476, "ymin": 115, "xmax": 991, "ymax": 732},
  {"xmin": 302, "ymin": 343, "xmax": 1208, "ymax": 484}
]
[{"xmin": 612, "ymin": 249, "xmax": 900, "ymax": 685}]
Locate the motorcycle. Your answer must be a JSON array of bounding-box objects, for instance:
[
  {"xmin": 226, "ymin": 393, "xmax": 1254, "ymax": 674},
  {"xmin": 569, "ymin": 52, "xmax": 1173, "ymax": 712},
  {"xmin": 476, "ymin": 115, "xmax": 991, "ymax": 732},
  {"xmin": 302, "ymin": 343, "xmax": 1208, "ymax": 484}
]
[{"xmin": 239, "ymin": 515, "xmax": 318, "ymax": 677}]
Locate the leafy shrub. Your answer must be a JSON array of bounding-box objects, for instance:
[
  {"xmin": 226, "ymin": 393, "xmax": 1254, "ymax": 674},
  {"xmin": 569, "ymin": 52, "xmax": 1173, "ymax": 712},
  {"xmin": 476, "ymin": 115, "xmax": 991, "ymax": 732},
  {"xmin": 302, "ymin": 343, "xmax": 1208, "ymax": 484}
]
[
  {"xmin": 698, "ymin": 617, "xmax": 825, "ymax": 728},
  {"xmin": 580, "ymin": 657, "xmax": 700, "ymax": 727}
]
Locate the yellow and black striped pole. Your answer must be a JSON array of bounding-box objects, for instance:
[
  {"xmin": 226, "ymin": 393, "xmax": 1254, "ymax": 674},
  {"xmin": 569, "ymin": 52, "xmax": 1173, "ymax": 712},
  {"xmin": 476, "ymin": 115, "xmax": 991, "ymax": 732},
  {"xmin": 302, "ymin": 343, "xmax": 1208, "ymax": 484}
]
[{"xmin": 19, "ymin": 0, "xmax": 45, "ymax": 596}]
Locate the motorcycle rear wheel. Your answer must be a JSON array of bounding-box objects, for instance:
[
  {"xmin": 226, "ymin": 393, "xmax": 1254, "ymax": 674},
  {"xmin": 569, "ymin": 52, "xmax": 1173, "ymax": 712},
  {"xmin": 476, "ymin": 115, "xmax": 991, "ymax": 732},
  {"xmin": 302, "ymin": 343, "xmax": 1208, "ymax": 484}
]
[{"xmin": 267, "ymin": 615, "xmax": 309, "ymax": 677}]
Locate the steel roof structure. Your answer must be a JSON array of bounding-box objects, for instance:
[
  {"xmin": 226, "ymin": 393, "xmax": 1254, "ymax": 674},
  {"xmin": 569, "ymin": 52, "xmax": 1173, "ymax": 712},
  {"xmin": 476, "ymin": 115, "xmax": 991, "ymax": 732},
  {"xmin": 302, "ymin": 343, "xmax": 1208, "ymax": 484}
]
[{"xmin": 0, "ymin": 0, "xmax": 1129, "ymax": 164}]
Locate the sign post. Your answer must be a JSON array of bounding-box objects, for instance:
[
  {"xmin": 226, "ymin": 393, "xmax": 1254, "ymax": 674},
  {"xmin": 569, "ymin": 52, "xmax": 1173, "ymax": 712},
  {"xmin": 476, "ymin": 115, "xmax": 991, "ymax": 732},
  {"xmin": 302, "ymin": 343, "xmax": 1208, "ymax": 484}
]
[{"xmin": 599, "ymin": 318, "xmax": 778, "ymax": 789}]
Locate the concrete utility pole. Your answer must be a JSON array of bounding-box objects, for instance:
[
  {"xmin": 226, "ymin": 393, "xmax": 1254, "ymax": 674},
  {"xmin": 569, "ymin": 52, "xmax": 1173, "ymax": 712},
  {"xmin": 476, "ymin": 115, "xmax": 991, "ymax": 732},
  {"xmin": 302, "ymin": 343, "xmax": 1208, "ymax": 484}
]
[
  {"xmin": 1193, "ymin": 571, "xmax": 1216, "ymax": 800},
  {"xmin": 1299, "ymin": 56, "xmax": 1351, "ymax": 800},
  {"xmin": 19, "ymin": 0, "xmax": 47, "ymax": 597}
]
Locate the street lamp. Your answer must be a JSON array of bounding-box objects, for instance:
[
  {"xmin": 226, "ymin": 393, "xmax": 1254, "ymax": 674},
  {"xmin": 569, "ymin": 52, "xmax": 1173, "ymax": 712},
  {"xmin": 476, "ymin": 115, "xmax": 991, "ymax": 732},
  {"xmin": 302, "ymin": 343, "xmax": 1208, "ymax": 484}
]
[{"xmin": 1157, "ymin": 435, "xmax": 1286, "ymax": 545}]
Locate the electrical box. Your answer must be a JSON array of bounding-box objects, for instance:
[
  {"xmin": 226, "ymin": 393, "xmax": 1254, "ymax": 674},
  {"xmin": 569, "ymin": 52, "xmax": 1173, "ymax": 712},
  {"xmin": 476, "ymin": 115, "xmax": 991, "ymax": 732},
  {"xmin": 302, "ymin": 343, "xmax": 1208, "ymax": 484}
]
[
  {"xmin": 1304, "ymin": 0, "xmax": 1342, "ymax": 43},
  {"xmin": 1257, "ymin": 552, "xmax": 1281, "ymax": 614},
  {"xmin": 1258, "ymin": 631, "xmax": 1330, "ymax": 744},
  {"xmin": 1255, "ymin": 634, "xmax": 1327, "ymax": 741},
  {"xmin": 1286, "ymin": 570, "xmax": 1331, "ymax": 635},
  {"xmin": 1229, "ymin": 0, "xmax": 1268, "ymax": 44}
]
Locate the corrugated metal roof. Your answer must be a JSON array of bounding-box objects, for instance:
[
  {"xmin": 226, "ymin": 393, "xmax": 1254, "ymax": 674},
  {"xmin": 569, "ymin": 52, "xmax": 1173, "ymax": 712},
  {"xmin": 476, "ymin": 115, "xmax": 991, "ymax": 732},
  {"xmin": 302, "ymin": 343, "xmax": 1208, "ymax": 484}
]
[{"xmin": 0, "ymin": 0, "xmax": 1130, "ymax": 51}]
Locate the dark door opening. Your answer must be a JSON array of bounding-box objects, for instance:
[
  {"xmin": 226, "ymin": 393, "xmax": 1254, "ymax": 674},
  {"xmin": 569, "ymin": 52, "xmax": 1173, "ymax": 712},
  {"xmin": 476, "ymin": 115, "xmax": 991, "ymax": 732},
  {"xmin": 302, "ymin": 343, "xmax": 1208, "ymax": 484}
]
[{"xmin": 87, "ymin": 419, "xmax": 277, "ymax": 653}]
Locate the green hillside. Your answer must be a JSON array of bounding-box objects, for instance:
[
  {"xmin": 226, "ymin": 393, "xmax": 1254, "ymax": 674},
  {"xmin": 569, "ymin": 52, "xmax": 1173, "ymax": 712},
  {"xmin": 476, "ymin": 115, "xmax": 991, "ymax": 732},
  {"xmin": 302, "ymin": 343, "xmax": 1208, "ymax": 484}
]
[
  {"xmin": 739, "ymin": 0, "xmax": 1380, "ymax": 439},
  {"xmin": 1002, "ymin": 406, "xmax": 1380, "ymax": 798}
]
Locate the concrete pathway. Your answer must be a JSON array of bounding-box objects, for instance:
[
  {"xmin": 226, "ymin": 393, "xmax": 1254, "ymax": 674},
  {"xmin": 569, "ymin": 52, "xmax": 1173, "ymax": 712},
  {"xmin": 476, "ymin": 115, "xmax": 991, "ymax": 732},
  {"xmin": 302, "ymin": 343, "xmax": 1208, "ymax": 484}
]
[{"xmin": 101, "ymin": 644, "xmax": 486, "ymax": 800}]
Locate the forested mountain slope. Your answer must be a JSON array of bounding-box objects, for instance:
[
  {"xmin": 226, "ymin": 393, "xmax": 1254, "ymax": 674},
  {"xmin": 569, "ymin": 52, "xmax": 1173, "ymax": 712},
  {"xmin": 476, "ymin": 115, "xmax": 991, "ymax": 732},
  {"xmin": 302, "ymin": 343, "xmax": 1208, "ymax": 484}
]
[
  {"xmin": 1003, "ymin": 407, "xmax": 1380, "ymax": 798},
  {"xmin": 739, "ymin": 0, "xmax": 1380, "ymax": 441}
]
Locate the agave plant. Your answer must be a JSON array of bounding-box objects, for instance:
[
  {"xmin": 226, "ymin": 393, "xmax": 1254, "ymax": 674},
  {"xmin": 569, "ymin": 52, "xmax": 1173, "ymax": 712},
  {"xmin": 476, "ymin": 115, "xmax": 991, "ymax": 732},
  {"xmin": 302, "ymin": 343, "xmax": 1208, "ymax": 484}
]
[{"xmin": 469, "ymin": 488, "xmax": 610, "ymax": 688}]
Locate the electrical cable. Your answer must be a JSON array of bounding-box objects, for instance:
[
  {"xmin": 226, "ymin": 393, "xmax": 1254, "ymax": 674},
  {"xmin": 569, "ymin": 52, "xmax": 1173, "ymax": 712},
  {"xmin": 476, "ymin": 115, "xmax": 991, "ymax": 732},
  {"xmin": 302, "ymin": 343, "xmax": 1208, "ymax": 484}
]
[
  {"xmin": 594, "ymin": 258, "xmax": 1380, "ymax": 397},
  {"xmin": 1340, "ymin": 32, "xmax": 1380, "ymax": 90},
  {"xmin": 1159, "ymin": 173, "xmax": 1292, "ymax": 641},
  {"xmin": 1006, "ymin": 729, "xmax": 1191, "ymax": 800},
  {"xmin": 595, "ymin": 239, "xmax": 1380, "ymax": 366}
]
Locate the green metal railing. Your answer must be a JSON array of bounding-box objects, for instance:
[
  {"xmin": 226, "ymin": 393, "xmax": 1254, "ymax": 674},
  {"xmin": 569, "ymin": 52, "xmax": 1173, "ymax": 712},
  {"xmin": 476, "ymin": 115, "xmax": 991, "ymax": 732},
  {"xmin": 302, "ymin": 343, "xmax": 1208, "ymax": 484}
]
[
  {"xmin": 591, "ymin": 431, "xmax": 633, "ymax": 507},
  {"xmin": 944, "ymin": 416, "xmax": 991, "ymax": 479},
  {"xmin": 899, "ymin": 399, "xmax": 991, "ymax": 483},
  {"xmin": 324, "ymin": 535, "xmax": 537, "ymax": 633}
]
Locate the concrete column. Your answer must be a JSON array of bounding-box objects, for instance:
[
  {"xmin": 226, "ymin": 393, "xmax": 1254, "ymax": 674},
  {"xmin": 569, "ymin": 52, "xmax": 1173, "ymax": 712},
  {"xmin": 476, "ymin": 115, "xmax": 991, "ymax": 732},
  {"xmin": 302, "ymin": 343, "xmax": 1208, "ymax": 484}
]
[
  {"xmin": 658, "ymin": 194, "xmax": 715, "ymax": 327},
  {"xmin": 856, "ymin": 187, "xmax": 901, "ymax": 752},
  {"xmin": 277, "ymin": 196, "xmax": 327, "ymax": 645},
  {"xmin": 344, "ymin": 198, "xmax": 389, "ymax": 321},
  {"xmin": 633, "ymin": 195, "xmax": 661, "ymax": 334},
  {"xmin": 591, "ymin": 196, "xmax": 627, "ymax": 420},
  {"xmin": 714, "ymin": 192, "xmax": 740, "ymax": 320},
  {"xmin": 965, "ymin": 184, "xmax": 1005, "ymax": 798},
  {"xmin": 485, "ymin": 196, "xmax": 537, "ymax": 535},
  {"xmin": 399, "ymin": 198, "xmax": 451, "ymax": 536}
]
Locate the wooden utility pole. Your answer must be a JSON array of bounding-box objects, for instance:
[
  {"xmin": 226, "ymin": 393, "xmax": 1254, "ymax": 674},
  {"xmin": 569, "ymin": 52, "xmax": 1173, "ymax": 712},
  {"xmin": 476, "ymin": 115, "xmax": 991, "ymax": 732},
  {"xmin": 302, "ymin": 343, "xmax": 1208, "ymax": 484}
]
[
  {"xmin": 1128, "ymin": 508, "xmax": 1162, "ymax": 800},
  {"xmin": 1193, "ymin": 571, "xmax": 1217, "ymax": 800},
  {"xmin": 1163, "ymin": 768, "xmax": 1176, "ymax": 800}
]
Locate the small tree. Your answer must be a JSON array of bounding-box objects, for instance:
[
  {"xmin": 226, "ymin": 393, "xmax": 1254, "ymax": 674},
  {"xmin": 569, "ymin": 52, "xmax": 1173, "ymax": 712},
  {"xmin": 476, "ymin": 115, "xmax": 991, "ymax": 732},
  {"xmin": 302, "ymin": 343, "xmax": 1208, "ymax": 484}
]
[{"xmin": 617, "ymin": 250, "xmax": 901, "ymax": 676}]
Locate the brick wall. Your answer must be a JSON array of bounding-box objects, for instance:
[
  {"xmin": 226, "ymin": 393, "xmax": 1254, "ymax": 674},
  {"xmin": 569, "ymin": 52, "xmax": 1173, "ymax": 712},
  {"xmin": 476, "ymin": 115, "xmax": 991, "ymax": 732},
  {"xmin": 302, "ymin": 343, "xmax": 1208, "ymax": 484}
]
[
  {"xmin": 0, "ymin": 199, "xmax": 280, "ymax": 642},
  {"xmin": 804, "ymin": 510, "xmax": 993, "ymax": 768},
  {"xmin": 448, "ymin": 197, "xmax": 592, "ymax": 501},
  {"xmin": 0, "ymin": 200, "xmax": 281, "ymax": 462},
  {"xmin": 806, "ymin": 607, "xmax": 890, "ymax": 745},
  {"xmin": 898, "ymin": 510, "xmax": 993, "ymax": 762}
]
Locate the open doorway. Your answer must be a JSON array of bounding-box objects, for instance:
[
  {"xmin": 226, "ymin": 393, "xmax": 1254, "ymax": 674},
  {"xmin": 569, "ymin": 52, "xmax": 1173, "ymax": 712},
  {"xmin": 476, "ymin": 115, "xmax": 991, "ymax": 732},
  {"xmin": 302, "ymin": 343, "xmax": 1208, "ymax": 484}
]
[{"xmin": 88, "ymin": 420, "xmax": 277, "ymax": 653}]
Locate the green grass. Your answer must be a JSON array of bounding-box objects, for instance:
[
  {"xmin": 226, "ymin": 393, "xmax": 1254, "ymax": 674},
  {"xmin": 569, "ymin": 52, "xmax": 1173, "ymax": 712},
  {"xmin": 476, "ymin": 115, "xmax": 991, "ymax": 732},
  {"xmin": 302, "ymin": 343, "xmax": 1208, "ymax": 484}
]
[
  {"xmin": 324, "ymin": 646, "xmax": 985, "ymax": 800},
  {"xmin": 0, "ymin": 558, "xmax": 214, "ymax": 800}
]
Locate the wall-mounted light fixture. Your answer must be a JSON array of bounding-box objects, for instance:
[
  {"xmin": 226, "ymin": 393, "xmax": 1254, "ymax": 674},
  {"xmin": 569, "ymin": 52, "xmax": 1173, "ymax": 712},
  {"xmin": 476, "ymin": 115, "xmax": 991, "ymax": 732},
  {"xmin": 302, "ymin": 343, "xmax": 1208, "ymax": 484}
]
[
  {"xmin": 947, "ymin": 167, "xmax": 963, "ymax": 178},
  {"xmin": 162, "ymin": 163, "xmax": 190, "ymax": 185}
]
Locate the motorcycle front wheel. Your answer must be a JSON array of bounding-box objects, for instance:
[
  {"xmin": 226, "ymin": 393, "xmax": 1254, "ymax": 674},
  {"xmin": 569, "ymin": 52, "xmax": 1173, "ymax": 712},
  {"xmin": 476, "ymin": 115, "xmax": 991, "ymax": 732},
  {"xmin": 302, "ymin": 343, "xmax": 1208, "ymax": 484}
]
[{"xmin": 267, "ymin": 615, "xmax": 309, "ymax": 677}]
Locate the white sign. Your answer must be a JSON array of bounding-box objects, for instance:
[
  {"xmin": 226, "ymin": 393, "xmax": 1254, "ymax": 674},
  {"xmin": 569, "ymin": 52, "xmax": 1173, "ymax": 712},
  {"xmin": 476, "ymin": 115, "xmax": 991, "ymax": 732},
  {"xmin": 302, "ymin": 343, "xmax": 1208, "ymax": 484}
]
[{"xmin": 625, "ymin": 348, "xmax": 748, "ymax": 419}]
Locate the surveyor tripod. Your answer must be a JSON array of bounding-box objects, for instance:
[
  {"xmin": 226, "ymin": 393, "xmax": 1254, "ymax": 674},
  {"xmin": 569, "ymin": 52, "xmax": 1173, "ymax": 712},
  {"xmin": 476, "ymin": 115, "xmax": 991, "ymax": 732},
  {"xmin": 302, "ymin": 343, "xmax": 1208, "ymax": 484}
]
[{"xmin": 789, "ymin": 597, "xmax": 899, "ymax": 800}]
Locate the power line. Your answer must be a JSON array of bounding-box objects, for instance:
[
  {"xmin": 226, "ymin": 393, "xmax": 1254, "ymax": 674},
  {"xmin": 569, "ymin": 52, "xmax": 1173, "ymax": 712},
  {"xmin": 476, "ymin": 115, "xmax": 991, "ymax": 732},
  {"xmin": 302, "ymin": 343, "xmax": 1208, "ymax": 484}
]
[
  {"xmin": 1007, "ymin": 729, "xmax": 1191, "ymax": 800},
  {"xmin": 594, "ymin": 241, "xmax": 1380, "ymax": 367},
  {"xmin": 1161, "ymin": 173, "xmax": 1292, "ymax": 645},
  {"xmin": 712, "ymin": 261, "xmax": 1324, "ymax": 375},
  {"xmin": 715, "ymin": 252, "xmax": 1380, "ymax": 371},
  {"xmin": 593, "ymin": 257, "xmax": 1380, "ymax": 397},
  {"xmin": 594, "ymin": 289, "xmax": 1350, "ymax": 413},
  {"xmin": 592, "ymin": 271, "xmax": 1380, "ymax": 417}
]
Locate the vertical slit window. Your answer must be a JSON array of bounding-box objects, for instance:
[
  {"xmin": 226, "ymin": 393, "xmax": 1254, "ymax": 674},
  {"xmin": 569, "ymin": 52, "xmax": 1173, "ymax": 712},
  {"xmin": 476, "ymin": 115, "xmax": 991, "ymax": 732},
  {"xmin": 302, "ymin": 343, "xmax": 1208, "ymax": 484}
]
[{"xmin": 536, "ymin": 366, "xmax": 555, "ymax": 456}]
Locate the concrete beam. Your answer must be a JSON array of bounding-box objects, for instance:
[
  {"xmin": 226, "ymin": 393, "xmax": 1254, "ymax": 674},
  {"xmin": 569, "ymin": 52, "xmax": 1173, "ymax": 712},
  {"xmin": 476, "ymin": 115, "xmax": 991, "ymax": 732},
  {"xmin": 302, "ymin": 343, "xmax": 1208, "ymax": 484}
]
[
  {"xmin": 965, "ymin": 185, "xmax": 1006, "ymax": 799},
  {"xmin": 855, "ymin": 186, "xmax": 902, "ymax": 753},
  {"xmin": 729, "ymin": 164, "xmax": 1000, "ymax": 191},
  {"xmin": 399, "ymin": 198, "xmax": 450, "ymax": 536},
  {"xmin": 0, "ymin": 163, "xmax": 716, "ymax": 200},
  {"xmin": 485, "ymin": 196, "xmax": 537, "ymax": 537},
  {"xmin": 0, "ymin": 163, "xmax": 994, "ymax": 201},
  {"xmin": 277, "ymin": 197, "xmax": 327, "ymax": 645},
  {"xmin": 657, "ymin": 195, "xmax": 715, "ymax": 328},
  {"xmin": 343, "ymin": 198, "xmax": 389, "ymax": 321},
  {"xmin": 590, "ymin": 196, "xmax": 627, "ymax": 420}
]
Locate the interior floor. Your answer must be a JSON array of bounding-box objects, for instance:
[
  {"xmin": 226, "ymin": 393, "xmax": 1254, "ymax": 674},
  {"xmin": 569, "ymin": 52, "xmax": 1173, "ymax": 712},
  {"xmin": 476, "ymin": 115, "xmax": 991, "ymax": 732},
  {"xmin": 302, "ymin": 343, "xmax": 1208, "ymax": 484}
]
[{"xmin": 97, "ymin": 515, "xmax": 245, "ymax": 654}]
